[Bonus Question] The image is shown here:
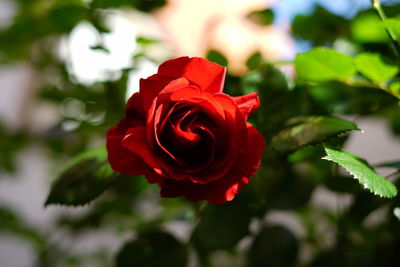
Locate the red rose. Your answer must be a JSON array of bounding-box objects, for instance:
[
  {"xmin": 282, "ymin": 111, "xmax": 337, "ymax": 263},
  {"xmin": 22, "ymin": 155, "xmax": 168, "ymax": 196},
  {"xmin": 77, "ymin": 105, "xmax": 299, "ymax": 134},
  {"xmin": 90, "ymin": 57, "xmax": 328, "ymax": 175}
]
[{"xmin": 107, "ymin": 57, "xmax": 265, "ymax": 204}]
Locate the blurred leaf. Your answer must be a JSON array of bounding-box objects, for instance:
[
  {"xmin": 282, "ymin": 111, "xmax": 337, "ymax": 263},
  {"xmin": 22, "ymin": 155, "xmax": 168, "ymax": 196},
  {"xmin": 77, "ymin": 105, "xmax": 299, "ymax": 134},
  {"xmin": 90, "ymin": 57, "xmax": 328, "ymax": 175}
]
[
  {"xmin": 246, "ymin": 51, "xmax": 263, "ymax": 71},
  {"xmin": 244, "ymin": 64, "xmax": 299, "ymax": 140},
  {"xmin": 271, "ymin": 116, "xmax": 358, "ymax": 152},
  {"xmin": 91, "ymin": 0, "xmax": 166, "ymax": 11},
  {"xmin": 247, "ymin": 225, "xmax": 298, "ymax": 267},
  {"xmin": 322, "ymin": 147, "xmax": 398, "ymax": 198},
  {"xmin": 0, "ymin": 125, "xmax": 29, "ymax": 173},
  {"xmin": 307, "ymin": 80, "xmax": 398, "ymax": 114},
  {"xmin": 89, "ymin": 44, "xmax": 110, "ymax": 53},
  {"xmin": 354, "ymin": 53, "xmax": 398, "ymax": 83},
  {"xmin": 45, "ymin": 145, "xmax": 117, "ymax": 206},
  {"xmin": 136, "ymin": 36, "xmax": 159, "ymax": 46},
  {"xmin": 351, "ymin": 12, "xmax": 389, "ymax": 43},
  {"xmin": 295, "ymin": 48, "xmax": 356, "ymax": 82},
  {"xmin": 383, "ymin": 17, "xmax": 400, "ymax": 41},
  {"xmin": 206, "ymin": 50, "xmax": 228, "ymax": 67},
  {"xmin": 258, "ymin": 164, "xmax": 316, "ymax": 210},
  {"xmin": 375, "ymin": 161, "xmax": 400, "ymax": 169},
  {"xmin": 389, "ymin": 81, "xmax": 400, "ymax": 98},
  {"xmin": 292, "ymin": 5, "xmax": 349, "ymax": 45},
  {"xmin": 191, "ymin": 200, "xmax": 251, "ymax": 251},
  {"xmin": 116, "ymin": 231, "xmax": 187, "ymax": 267},
  {"xmin": 0, "ymin": 206, "xmax": 46, "ymax": 255},
  {"xmin": 246, "ymin": 9, "xmax": 274, "ymax": 26}
]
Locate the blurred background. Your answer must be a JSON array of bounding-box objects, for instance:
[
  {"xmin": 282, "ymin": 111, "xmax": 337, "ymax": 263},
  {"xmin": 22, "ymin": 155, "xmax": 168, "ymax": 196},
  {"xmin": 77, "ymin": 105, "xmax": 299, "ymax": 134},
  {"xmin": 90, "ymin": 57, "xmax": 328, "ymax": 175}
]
[{"xmin": 1, "ymin": 0, "xmax": 400, "ymax": 266}]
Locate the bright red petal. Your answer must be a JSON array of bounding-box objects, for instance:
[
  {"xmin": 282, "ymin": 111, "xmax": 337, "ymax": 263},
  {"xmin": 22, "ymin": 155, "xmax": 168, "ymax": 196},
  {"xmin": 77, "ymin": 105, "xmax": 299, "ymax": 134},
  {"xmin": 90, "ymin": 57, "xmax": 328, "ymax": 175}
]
[
  {"xmin": 139, "ymin": 74, "xmax": 173, "ymax": 111},
  {"xmin": 233, "ymin": 124, "xmax": 265, "ymax": 177},
  {"xmin": 232, "ymin": 93, "xmax": 260, "ymax": 120},
  {"xmin": 121, "ymin": 127, "xmax": 162, "ymax": 172},
  {"xmin": 157, "ymin": 57, "xmax": 226, "ymax": 94}
]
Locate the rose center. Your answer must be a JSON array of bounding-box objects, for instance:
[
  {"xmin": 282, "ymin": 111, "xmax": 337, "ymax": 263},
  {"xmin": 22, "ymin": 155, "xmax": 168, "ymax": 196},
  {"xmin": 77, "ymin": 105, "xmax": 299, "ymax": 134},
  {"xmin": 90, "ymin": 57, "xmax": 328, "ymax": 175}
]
[{"xmin": 158, "ymin": 104, "xmax": 216, "ymax": 171}]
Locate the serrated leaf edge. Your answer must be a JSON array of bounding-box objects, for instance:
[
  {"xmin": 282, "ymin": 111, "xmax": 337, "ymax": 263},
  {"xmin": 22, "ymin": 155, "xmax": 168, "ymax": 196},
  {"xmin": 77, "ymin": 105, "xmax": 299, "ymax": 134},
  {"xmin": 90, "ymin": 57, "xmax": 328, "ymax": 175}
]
[{"xmin": 322, "ymin": 152, "xmax": 397, "ymax": 198}]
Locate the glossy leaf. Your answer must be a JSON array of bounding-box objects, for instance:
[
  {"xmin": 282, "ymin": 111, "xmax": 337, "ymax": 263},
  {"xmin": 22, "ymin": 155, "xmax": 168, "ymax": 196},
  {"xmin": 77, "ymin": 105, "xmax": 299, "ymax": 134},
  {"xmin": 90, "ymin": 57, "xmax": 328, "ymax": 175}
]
[
  {"xmin": 322, "ymin": 147, "xmax": 398, "ymax": 198},
  {"xmin": 354, "ymin": 53, "xmax": 398, "ymax": 83},
  {"xmin": 271, "ymin": 116, "xmax": 359, "ymax": 152},
  {"xmin": 295, "ymin": 48, "xmax": 356, "ymax": 82},
  {"xmin": 45, "ymin": 146, "xmax": 117, "ymax": 206}
]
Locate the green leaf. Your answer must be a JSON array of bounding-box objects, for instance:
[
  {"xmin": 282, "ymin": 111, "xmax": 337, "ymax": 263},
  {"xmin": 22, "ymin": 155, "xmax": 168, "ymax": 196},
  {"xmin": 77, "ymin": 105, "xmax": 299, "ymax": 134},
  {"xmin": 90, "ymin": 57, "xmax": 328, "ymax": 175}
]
[
  {"xmin": 247, "ymin": 225, "xmax": 298, "ymax": 267},
  {"xmin": 351, "ymin": 12, "xmax": 389, "ymax": 43},
  {"xmin": 389, "ymin": 81, "xmax": 400, "ymax": 98},
  {"xmin": 271, "ymin": 116, "xmax": 359, "ymax": 152},
  {"xmin": 322, "ymin": 147, "xmax": 398, "ymax": 198},
  {"xmin": 354, "ymin": 53, "xmax": 399, "ymax": 83},
  {"xmin": 375, "ymin": 161, "xmax": 400, "ymax": 169},
  {"xmin": 295, "ymin": 48, "xmax": 356, "ymax": 82},
  {"xmin": 191, "ymin": 200, "xmax": 252, "ymax": 252},
  {"xmin": 383, "ymin": 17, "xmax": 400, "ymax": 41},
  {"xmin": 45, "ymin": 145, "xmax": 117, "ymax": 206},
  {"xmin": 206, "ymin": 50, "xmax": 228, "ymax": 67},
  {"xmin": 246, "ymin": 51, "xmax": 263, "ymax": 70},
  {"xmin": 292, "ymin": 5, "xmax": 349, "ymax": 46},
  {"xmin": 136, "ymin": 36, "xmax": 160, "ymax": 46},
  {"xmin": 246, "ymin": 9, "xmax": 274, "ymax": 26},
  {"xmin": 116, "ymin": 231, "xmax": 187, "ymax": 267}
]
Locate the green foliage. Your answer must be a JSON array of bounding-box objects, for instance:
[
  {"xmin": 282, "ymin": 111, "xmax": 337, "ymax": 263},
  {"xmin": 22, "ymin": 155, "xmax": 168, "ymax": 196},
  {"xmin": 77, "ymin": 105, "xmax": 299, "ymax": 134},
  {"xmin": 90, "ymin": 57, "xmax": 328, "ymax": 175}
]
[
  {"xmin": 271, "ymin": 116, "xmax": 359, "ymax": 152},
  {"xmin": 247, "ymin": 225, "xmax": 298, "ymax": 267},
  {"xmin": 292, "ymin": 5, "xmax": 349, "ymax": 45},
  {"xmin": 206, "ymin": 50, "xmax": 228, "ymax": 67},
  {"xmin": 246, "ymin": 52, "xmax": 263, "ymax": 71},
  {"xmin": 90, "ymin": 0, "xmax": 166, "ymax": 11},
  {"xmin": 323, "ymin": 147, "xmax": 398, "ymax": 198},
  {"xmin": 0, "ymin": 125, "xmax": 28, "ymax": 173},
  {"xmin": 383, "ymin": 17, "xmax": 400, "ymax": 41},
  {"xmin": 354, "ymin": 53, "xmax": 399, "ymax": 83},
  {"xmin": 191, "ymin": 200, "xmax": 252, "ymax": 252},
  {"xmin": 2, "ymin": 0, "xmax": 400, "ymax": 266},
  {"xmin": 45, "ymin": 146, "xmax": 117, "ymax": 206},
  {"xmin": 376, "ymin": 160, "xmax": 400, "ymax": 169},
  {"xmin": 246, "ymin": 9, "xmax": 275, "ymax": 26},
  {"xmin": 295, "ymin": 48, "xmax": 356, "ymax": 82},
  {"xmin": 116, "ymin": 231, "xmax": 188, "ymax": 267},
  {"xmin": 351, "ymin": 12, "xmax": 389, "ymax": 43}
]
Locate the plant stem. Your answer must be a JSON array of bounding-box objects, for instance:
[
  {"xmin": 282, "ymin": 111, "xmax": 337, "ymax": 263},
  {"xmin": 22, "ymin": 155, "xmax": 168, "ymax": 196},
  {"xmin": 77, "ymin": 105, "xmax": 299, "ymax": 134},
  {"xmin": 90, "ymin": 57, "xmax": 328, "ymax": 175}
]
[{"xmin": 371, "ymin": 0, "xmax": 400, "ymax": 57}]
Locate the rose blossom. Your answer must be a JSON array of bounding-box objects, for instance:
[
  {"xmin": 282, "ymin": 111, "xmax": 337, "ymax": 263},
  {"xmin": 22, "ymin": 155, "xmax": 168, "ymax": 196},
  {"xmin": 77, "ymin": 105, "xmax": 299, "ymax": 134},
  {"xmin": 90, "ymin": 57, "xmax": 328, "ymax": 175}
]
[{"xmin": 107, "ymin": 57, "xmax": 265, "ymax": 204}]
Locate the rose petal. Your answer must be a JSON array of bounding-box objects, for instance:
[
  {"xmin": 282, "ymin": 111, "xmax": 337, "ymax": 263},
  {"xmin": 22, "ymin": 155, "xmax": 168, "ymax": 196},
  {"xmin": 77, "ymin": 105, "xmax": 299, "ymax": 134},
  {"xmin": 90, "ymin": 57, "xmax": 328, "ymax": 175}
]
[
  {"xmin": 232, "ymin": 92, "xmax": 260, "ymax": 120},
  {"xmin": 159, "ymin": 174, "xmax": 249, "ymax": 205},
  {"xmin": 159, "ymin": 124, "xmax": 265, "ymax": 204},
  {"xmin": 158, "ymin": 57, "xmax": 226, "ymax": 94},
  {"xmin": 106, "ymin": 123, "xmax": 146, "ymax": 176},
  {"xmin": 139, "ymin": 74, "xmax": 172, "ymax": 111},
  {"xmin": 126, "ymin": 92, "xmax": 146, "ymax": 120},
  {"xmin": 232, "ymin": 124, "xmax": 265, "ymax": 177},
  {"xmin": 121, "ymin": 127, "xmax": 163, "ymax": 174}
]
